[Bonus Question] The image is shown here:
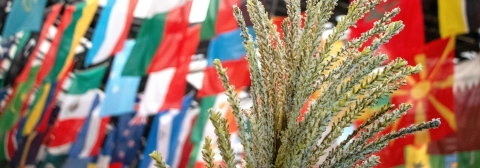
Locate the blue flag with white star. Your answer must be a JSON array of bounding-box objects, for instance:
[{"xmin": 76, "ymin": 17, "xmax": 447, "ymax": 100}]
[{"xmin": 100, "ymin": 40, "xmax": 140, "ymax": 116}]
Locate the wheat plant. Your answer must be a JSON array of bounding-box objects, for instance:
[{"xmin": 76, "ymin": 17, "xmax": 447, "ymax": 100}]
[{"xmin": 150, "ymin": 0, "xmax": 440, "ymax": 167}]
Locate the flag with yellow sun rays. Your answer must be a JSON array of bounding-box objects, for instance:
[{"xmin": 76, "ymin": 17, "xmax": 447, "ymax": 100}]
[
  {"xmin": 374, "ymin": 36, "xmax": 457, "ymax": 167},
  {"xmin": 390, "ymin": 36, "xmax": 456, "ymax": 144}
]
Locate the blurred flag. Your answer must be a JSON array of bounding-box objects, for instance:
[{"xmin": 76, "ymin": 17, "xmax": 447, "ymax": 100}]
[
  {"xmin": 63, "ymin": 94, "xmax": 109, "ymax": 167},
  {"xmin": 376, "ymin": 36, "xmax": 456, "ymax": 167},
  {"xmin": 0, "ymin": 0, "xmax": 47, "ymax": 38},
  {"xmin": 84, "ymin": 0, "xmax": 139, "ymax": 66},
  {"xmin": 122, "ymin": 0, "xmax": 192, "ymax": 76},
  {"xmin": 11, "ymin": 130, "xmax": 47, "ymax": 167},
  {"xmin": 198, "ymin": 58, "xmax": 249, "ymax": 96},
  {"xmin": 405, "ymin": 144, "xmax": 431, "ymax": 168},
  {"xmin": 68, "ymin": 65, "xmax": 107, "ymax": 94},
  {"xmin": 166, "ymin": 93, "xmax": 194, "ymax": 166},
  {"xmin": 138, "ymin": 25, "xmax": 200, "ymax": 116},
  {"xmin": 426, "ymin": 53, "xmax": 480, "ymax": 166},
  {"xmin": 197, "ymin": 28, "xmax": 255, "ymax": 97},
  {"xmin": 96, "ymin": 124, "xmax": 115, "ymax": 168},
  {"xmin": 34, "ymin": 78, "xmax": 69, "ymax": 134},
  {"xmin": 199, "ymin": 0, "xmax": 239, "ymax": 40},
  {"xmin": 110, "ymin": 0, "xmax": 139, "ymax": 55},
  {"xmin": 0, "ymin": 66, "xmax": 40, "ymax": 133},
  {"xmin": 349, "ymin": 0, "xmax": 425, "ymax": 60},
  {"xmin": 438, "ymin": 0, "xmax": 480, "ymax": 37},
  {"xmin": 188, "ymin": 95, "xmax": 218, "ymax": 168},
  {"xmin": 41, "ymin": 0, "xmax": 98, "ymax": 83},
  {"xmin": 188, "ymin": 92, "xmax": 244, "ymax": 167},
  {"xmin": 428, "ymin": 154, "xmax": 458, "ymax": 168},
  {"xmin": 140, "ymin": 93, "xmax": 194, "ymax": 167},
  {"xmin": 0, "ymin": 124, "xmax": 18, "ymax": 161},
  {"xmin": 0, "ymin": 3, "xmax": 63, "ymax": 133},
  {"xmin": 21, "ymin": 83, "xmax": 52, "ymax": 136},
  {"xmin": 458, "ymin": 150, "xmax": 480, "ymax": 167},
  {"xmin": 33, "ymin": 4, "xmax": 77, "ymax": 86},
  {"xmin": 108, "ymin": 113, "xmax": 146, "ymax": 167},
  {"xmin": 39, "ymin": 89, "xmax": 104, "ymax": 168},
  {"xmin": 1, "ymin": 4, "xmax": 62, "ymax": 86},
  {"xmin": 172, "ymin": 99, "xmax": 200, "ymax": 168},
  {"xmin": 100, "ymin": 40, "xmax": 140, "ymax": 117},
  {"xmin": 451, "ymin": 55, "xmax": 480, "ymax": 152},
  {"xmin": 39, "ymin": 65, "xmax": 106, "ymax": 167},
  {"xmin": 7, "ymin": 81, "xmax": 60, "ymax": 166},
  {"xmin": 12, "ymin": 3, "xmax": 63, "ymax": 135},
  {"xmin": 5, "ymin": 2, "xmax": 95, "ymax": 131},
  {"xmin": 271, "ymin": 16, "xmax": 286, "ymax": 37},
  {"xmin": 140, "ymin": 111, "xmax": 170, "ymax": 168}
]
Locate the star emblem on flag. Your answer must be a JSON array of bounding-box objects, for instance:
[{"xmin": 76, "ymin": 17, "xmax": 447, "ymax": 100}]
[
  {"xmin": 118, "ymin": 151, "xmax": 125, "ymax": 159},
  {"xmin": 123, "ymin": 129, "xmax": 130, "ymax": 136},
  {"xmin": 21, "ymin": 0, "xmax": 36, "ymax": 12},
  {"xmin": 128, "ymin": 140, "xmax": 135, "ymax": 148},
  {"xmin": 387, "ymin": 36, "xmax": 457, "ymax": 147}
]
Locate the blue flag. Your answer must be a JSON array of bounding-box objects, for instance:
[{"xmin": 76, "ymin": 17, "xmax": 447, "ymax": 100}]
[
  {"xmin": 139, "ymin": 110, "xmax": 165, "ymax": 168},
  {"xmin": 140, "ymin": 92, "xmax": 194, "ymax": 167},
  {"xmin": 1, "ymin": 0, "xmax": 47, "ymax": 38},
  {"xmin": 206, "ymin": 27, "xmax": 255, "ymax": 66},
  {"xmin": 110, "ymin": 113, "xmax": 146, "ymax": 166},
  {"xmin": 100, "ymin": 40, "xmax": 140, "ymax": 116}
]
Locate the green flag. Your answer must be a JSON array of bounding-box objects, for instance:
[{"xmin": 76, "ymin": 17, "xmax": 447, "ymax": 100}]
[
  {"xmin": 43, "ymin": 0, "xmax": 98, "ymax": 83},
  {"xmin": 0, "ymin": 66, "xmax": 40, "ymax": 133},
  {"xmin": 122, "ymin": 0, "xmax": 190, "ymax": 76},
  {"xmin": 188, "ymin": 95, "xmax": 216, "ymax": 168},
  {"xmin": 199, "ymin": 0, "xmax": 239, "ymax": 40},
  {"xmin": 68, "ymin": 64, "xmax": 108, "ymax": 94},
  {"xmin": 458, "ymin": 151, "xmax": 480, "ymax": 168}
]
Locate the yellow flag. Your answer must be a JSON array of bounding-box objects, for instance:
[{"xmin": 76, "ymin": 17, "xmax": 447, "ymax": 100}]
[
  {"xmin": 22, "ymin": 83, "xmax": 51, "ymax": 135},
  {"xmin": 58, "ymin": 0, "xmax": 99, "ymax": 79},
  {"xmin": 405, "ymin": 144, "xmax": 431, "ymax": 168},
  {"xmin": 438, "ymin": 0, "xmax": 468, "ymax": 37}
]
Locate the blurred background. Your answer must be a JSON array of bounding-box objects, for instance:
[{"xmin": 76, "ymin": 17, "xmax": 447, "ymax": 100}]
[{"xmin": 0, "ymin": 0, "xmax": 478, "ymax": 167}]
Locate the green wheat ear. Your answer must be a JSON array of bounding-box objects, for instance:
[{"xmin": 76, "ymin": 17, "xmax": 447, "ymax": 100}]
[{"xmin": 151, "ymin": 0, "xmax": 440, "ymax": 167}]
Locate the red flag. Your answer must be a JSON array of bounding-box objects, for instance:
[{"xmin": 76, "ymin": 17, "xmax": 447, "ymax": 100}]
[
  {"xmin": 349, "ymin": 0, "xmax": 425, "ymax": 60},
  {"xmin": 451, "ymin": 55, "xmax": 480, "ymax": 152},
  {"xmin": 376, "ymin": 36, "xmax": 456, "ymax": 167},
  {"xmin": 197, "ymin": 59, "xmax": 251, "ymax": 97},
  {"xmin": 160, "ymin": 24, "xmax": 201, "ymax": 110},
  {"xmin": 147, "ymin": 1, "xmax": 193, "ymax": 73},
  {"xmin": 428, "ymin": 54, "xmax": 480, "ymax": 154},
  {"xmin": 212, "ymin": 0, "xmax": 239, "ymax": 36},
  {"xmin": 199, "ymin": 0, "xmax": 240, "ymax": 40},
  {"xmin": 137, "ymin": 24, "xmax": 200, "ymax": 116},
  {"xmin": 177, "ymin": 116, "xmax": 197, "ymax": 168}
]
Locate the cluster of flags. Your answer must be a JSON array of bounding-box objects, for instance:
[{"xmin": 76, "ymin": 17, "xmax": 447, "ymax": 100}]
[
  {"xmin": 0, "ymin": 0, "xmax": 255, "ymax": 167},
  {"xmin": 351, "ymin": 0, "xmax": 480, "ymax": 167},
  {"xmin": 0, "ymin": 0, "xmax": 478, "ymax": 168}
]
